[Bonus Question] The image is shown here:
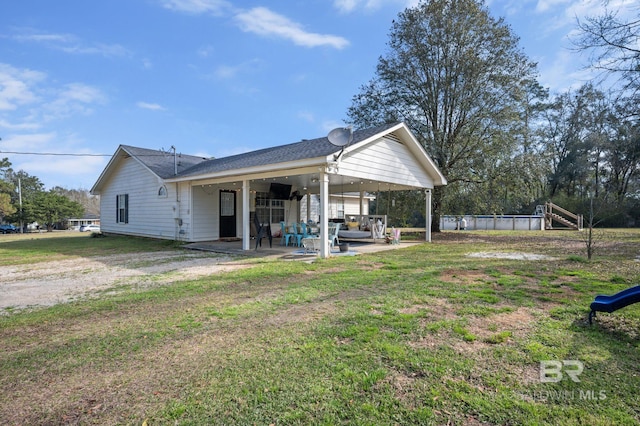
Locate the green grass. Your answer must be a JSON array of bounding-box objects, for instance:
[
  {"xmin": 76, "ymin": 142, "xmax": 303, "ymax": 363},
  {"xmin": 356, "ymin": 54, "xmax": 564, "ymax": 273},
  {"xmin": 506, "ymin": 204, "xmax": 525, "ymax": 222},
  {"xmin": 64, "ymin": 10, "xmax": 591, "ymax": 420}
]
[
  {"xmin": 1, "ymin": 230, "xmax": 639, "ymax": 425},
  {"xmin": 0, "ymin": 231, "xmax": 180, "ymax": 265}
]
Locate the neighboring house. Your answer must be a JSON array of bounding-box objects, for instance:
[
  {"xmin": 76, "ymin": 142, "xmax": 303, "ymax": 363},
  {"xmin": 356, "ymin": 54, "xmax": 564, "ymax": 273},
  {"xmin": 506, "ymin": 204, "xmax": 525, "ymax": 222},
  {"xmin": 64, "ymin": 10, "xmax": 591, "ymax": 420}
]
[
  {"xmin": 91, "ymin": 122, "xmax": 447, "ymax": 257},
  {"xmin": 68, "ymin": 214, "xmax": 101, "ymax": 231}
]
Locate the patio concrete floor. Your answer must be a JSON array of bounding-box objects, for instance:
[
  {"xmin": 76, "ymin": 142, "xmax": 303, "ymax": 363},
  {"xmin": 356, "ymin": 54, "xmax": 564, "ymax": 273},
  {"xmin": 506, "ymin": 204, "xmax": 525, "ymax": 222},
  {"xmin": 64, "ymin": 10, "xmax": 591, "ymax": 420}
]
[{"xmin": 183, "ymin": 237, "xmax": 422, "ymax": 260}]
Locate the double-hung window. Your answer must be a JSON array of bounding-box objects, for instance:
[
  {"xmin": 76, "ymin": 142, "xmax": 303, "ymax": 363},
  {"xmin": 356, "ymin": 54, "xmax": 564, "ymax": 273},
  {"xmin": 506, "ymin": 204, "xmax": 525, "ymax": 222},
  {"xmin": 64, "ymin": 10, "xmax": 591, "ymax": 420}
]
[
  {"xmin": 255, "ymin": 192, "xmax": 285, "ymax": 224},
  {"xmin": 116, "ymin": 194, "xmax": 129, "ymax": 224}
]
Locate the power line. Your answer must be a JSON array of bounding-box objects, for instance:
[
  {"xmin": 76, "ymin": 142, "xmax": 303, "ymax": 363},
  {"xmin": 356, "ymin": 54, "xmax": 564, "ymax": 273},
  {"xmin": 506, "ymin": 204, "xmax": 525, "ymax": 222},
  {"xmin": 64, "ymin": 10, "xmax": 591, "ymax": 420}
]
[
  {"xmin": 0, "ymin": 151, "xmax": 111, "ymax": 157},
  {"xmin": 0, "ymin": 151, "xmax": 183, "ymax": 158}
]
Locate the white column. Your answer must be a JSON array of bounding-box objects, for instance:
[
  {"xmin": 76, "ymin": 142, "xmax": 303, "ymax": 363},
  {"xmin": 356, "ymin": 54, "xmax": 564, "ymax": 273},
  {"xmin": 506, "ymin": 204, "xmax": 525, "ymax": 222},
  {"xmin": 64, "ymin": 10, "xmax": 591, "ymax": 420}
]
[
  {"xmin": 425, "ymin": 189, "xmax": 432, "ymax": 242},
  {"xmin": 242, "ymin": 180, "xmax": 251, "ymax": 250},
  {"xmin": 320, "ymin": 171, "xmax": 330, "ymax": 258}
]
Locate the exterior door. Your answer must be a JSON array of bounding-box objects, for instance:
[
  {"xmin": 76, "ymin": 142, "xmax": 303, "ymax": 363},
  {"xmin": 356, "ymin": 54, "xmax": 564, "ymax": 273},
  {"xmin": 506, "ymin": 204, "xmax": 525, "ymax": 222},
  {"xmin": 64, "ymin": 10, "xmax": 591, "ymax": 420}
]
[{"xmin": 219, "ymin": 190, "xmax": 236, "ymax": 238}]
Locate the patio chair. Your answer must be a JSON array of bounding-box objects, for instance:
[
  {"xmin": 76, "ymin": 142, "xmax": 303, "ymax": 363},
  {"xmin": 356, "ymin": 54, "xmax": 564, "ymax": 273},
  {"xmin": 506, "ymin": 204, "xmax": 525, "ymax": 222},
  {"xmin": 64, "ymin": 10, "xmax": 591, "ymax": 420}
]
[
  {"xmin": 280, "ymin": 221, "xmax": 294, "ymax": 246},
  {"xmin": 328, "ymin": 223, "xmax": 340, "ymax": 248},
  {"xmin": 291, "ymin": 222, "xmax": 303, "ymax": 247},
  {"xmin": 254, "ymin": 215, "xmax": 272, "ymax": 250},
  {"xmin": 296, "ymin": 222, "xmax": 309, "ymax": 246}
]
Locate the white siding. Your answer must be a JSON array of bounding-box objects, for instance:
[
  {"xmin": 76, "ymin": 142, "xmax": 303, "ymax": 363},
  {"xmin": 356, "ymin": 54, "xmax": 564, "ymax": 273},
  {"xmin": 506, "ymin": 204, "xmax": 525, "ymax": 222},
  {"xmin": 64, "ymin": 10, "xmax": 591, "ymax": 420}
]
[
  {"xmin": 99, "ymin": 157, "xmax": 179, "ymax": 240},
  {"xmin": 341, "ymin": 137, "xmax": 435, "ymax": 188},
  {"xmin": 191, "ymin": 185, "xmax": 218, "ymax": 241},
  {"xmin": 191, "ymin": 185, "xmax": 246, "ymax": 242}
]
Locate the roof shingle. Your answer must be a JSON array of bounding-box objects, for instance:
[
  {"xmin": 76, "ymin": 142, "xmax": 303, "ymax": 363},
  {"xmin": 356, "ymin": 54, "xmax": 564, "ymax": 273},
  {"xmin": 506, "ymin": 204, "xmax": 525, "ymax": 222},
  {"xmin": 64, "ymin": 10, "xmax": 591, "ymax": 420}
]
[{"xmin": 177, "ymin": 122, "xmax": 400, "ymax": 178}]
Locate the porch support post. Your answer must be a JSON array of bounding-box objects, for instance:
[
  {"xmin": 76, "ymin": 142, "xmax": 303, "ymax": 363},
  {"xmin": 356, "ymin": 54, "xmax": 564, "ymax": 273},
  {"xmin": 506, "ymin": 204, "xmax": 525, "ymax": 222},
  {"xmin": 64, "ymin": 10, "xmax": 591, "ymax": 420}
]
[
  {"xmin": 306, "ymin": 193, "xmax": 311, "ymax": 223},
  {"xmin": 320, "ymin": 171, "xmax": 330, "ymax": 258},
  {"xmin": 359, "ymin": 190, "xmax": 365, "ymax": 216},
  {"xmin": 425, "ymin": 189, "xmax": 432, "ymax": 242},
  {"xmin": 242, "ymin": 180, "xmax": 251, "ymax": 251}
]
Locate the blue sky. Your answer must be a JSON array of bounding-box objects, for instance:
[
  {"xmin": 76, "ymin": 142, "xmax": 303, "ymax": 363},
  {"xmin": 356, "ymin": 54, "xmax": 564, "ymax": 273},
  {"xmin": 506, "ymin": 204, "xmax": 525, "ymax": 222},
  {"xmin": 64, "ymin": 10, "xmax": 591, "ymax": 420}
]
[{"xmin": 0, "ymin": 0, "xmax": 634, "ymax": 190}]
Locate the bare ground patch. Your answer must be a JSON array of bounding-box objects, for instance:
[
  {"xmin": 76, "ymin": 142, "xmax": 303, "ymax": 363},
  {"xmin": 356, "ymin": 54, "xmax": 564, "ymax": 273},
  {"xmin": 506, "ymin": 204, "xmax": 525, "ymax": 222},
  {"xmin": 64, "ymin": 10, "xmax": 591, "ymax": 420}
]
[{"xmin": 0, "ymin": 250, "xmax": 255, "ymax": 312}]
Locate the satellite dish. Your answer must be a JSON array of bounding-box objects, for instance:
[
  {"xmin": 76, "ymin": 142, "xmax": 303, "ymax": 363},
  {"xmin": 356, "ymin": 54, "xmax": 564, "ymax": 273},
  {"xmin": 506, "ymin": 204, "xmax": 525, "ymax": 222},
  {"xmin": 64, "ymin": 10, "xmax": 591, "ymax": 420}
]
[{"xmin": 327, "ymin": 127, "xmax": 353, "ymax": 147}]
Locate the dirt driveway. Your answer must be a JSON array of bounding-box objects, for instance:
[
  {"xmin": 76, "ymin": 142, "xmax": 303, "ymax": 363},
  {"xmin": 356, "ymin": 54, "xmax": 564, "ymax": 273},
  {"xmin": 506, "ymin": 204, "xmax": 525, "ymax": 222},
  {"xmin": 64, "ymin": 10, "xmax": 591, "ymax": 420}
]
[{"xmin": 0, "ymin": 250, "xmax": 250, "ymax": 312}]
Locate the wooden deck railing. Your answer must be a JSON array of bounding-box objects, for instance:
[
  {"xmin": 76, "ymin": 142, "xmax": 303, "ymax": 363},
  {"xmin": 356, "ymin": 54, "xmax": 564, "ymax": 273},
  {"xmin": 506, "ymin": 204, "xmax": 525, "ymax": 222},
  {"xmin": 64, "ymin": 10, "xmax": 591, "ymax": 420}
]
[{"xmin": 544, "ymin": 202, "xmax": 583, "ymax": 230}]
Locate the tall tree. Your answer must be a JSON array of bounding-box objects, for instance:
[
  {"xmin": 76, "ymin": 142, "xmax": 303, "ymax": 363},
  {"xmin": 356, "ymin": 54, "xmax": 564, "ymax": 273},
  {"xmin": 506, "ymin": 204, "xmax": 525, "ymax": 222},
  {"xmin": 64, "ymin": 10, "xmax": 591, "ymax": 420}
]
[
  {"xmin": 51, "ymin": 187, "xmax": 100, "ymax": 216},
  {"xmin": 541, "ymin": 85, "xmax": 608, "ymax": 198},
  {"xmin": 24, "ymin": 191, "xmax": 84, "ymax": 231},
  {"xmin": 347, "ymin": 0, "xmax": 539, "ymax": 230},
  {"xmin": 574, "ymin": 3, "xmax": 640, "ymax": 95},
  {"xmin": 604, "ymin": 98, "xmax": 640, "ymax": 204},
  {"xmin": 0, "ymin": 193, "xmax": 16, "ymax": 219}
]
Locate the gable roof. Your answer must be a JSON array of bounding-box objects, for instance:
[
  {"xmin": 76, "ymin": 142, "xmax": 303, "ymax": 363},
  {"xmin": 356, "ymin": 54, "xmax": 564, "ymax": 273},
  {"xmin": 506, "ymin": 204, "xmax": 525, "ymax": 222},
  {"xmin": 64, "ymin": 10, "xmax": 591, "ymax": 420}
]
[
  {"xmin": 120, "ymin": 145, "xmax": 208, "ymax": 179},
  {"xmin": 175, "ymin": 122, "xmax": 399, "ymax": 178},
  {"xmin": 90, "ymin": 145, "xmax": 208, "ymax": 193},
  {"xmin": 91, "ymin": 122, "xmax": 446, "ymax": 194}
]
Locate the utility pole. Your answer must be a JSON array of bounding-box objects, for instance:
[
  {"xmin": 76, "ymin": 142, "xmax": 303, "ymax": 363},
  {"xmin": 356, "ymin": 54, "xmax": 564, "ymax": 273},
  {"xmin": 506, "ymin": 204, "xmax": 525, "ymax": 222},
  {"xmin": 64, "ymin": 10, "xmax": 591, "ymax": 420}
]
[{"xmin": 18, "ymin": 178, "xmax": 23, "ymax": 234}]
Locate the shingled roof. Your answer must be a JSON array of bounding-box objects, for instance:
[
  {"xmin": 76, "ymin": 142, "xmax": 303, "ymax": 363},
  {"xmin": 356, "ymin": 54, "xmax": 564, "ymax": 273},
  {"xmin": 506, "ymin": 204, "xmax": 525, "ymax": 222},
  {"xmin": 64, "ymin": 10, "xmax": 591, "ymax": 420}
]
[
  {"xmin": 120, "ymin": 145, "xmax": 208, "ymax": 179},
  {"xmin": 176, "ymin": 122, "xmax": 400, "ymax": 178}
]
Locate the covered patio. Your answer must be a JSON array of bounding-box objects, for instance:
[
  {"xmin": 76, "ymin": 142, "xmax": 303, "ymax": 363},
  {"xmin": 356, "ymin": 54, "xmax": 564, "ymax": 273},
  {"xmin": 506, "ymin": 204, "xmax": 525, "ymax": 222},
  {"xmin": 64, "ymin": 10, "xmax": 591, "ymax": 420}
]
[
  {"xmin": 165, "ymin": 122, "xmax": 446, "ymax": 258},
  {"xmin": 184, "ymin": 236, "xmax": 422, "ymax": 259}
]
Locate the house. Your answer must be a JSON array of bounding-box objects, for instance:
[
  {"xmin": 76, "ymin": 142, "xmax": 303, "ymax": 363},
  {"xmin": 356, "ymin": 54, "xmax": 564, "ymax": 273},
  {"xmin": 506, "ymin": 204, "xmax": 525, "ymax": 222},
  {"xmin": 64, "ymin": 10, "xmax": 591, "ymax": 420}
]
[
  {"xmin": 67, "ymin": 214, "xmax": 101, "ymax": 231},
  {"xmin": 90, "ymin": 122, "xmax": 447, "ymax": 257}
]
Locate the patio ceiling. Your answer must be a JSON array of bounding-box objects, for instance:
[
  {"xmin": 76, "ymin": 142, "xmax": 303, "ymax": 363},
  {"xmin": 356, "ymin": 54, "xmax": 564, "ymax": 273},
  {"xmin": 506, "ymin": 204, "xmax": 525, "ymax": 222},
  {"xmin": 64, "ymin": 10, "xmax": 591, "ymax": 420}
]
[{"xmin": 194, "ymin": 170, "xmax": 424, "ymax": 196}]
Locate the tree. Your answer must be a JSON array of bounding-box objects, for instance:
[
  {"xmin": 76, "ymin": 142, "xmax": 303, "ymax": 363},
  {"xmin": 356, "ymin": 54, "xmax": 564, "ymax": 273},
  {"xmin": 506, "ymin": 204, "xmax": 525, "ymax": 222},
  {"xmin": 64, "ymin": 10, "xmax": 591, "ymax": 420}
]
[
  {"xmin": 604, "ymin": 98, "xmax": 640, "ymax": 205},
  {"xmin": 574, "ymin": 3, "xmax": 640, "ymax": 95},
  {"xmin": 0, "ymin": 193, "xmax": 16, "ymax": 219},
  {"xmin": 347, "ymin": 0, "xmax": 539, "ymax": 231},
  {"xmin": 25, "ymin": 191, "xmax": 84, "ymax": 231},
  {"xmin": 51, "ymin": 187, "xmax": 100, "ymax": 216},
  {"xmin": 541, "ymin": 84, "xmax": 610, "ymax": 199},
  {"xmin": 0, "ymin": 158, "xmax": 17, "ymax": 221}
]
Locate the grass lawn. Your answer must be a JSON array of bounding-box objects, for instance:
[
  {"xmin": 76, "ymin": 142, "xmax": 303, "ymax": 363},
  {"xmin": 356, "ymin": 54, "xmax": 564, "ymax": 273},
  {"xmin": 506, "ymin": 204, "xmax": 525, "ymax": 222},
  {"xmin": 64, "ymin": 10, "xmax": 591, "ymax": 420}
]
[{"xmin": 1, "ymin": 230, "xmax": 639, "ymax": 425}]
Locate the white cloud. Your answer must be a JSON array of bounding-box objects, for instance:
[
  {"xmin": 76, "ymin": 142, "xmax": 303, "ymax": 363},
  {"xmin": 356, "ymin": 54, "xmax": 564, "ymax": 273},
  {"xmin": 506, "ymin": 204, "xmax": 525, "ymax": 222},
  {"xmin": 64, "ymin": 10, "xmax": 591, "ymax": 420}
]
[
  {"xmin": 0, "ymin": 119, "xmax": 40, "ymax": 131},
  {"xmin": 535, "ymin": 0, "xmax": 571, "ymax": 14},
  {"xmin": 137, "ymin": 101, "xmax": 166, "ymax": 111},
  {"xmin": 214, "ymin": 64, "xmax": 239, "ymax": 79},
  {"xmin": 212, "ymin": 58, "xmax": 263, "ymax": 79},
  {"xmin": 42, "ymin": 83, "xmax": 106, "ymax": 121},
  {"xmin": 333, "ymin": 0, "xmax": 419, "ymax": 13},
  {"xmin": 1, "ymin": 132, "xmax": 56, "ymax": 152},
  {"xmin": 2, "ymin": 132, "xmax": 108, "ymax": 188},
  {"xmin": 13, "ymin": 33, "xmax": 76, "ymax": 43},
  {"xmin": 197, "ymin": 45, "xmax": 215, "ymax": 58},
  {"xmin": 297, "ymin": 111, "xmax": 315, "ymax": 123},
  {"xmin": 538, "ymin": 48, "xmax": 595, "ymax": 91},
  {"xmin": 160, "ymin": 0, "xmax": 232, "ymax": 15},
  {"xmin": 20, "ymin": 155, "xmax": 106, "ymax": 179},
  {"xmin": 0, "ymin": 64, "xmax": 106, "ymax": 130},
  {"xmin": 11, "ymin": 28, "xmax": 130, "ymax": 58},
  {"xmin": 235, "ymin": 7, "xmax": 350, "ymax": 49},
  {"xmin": 0, "ymin": 64, "xmax": 44, "ymax": 111},
  {"xmin": 161, "ymin": 2, "xmax": 349, "ymax": 49}
]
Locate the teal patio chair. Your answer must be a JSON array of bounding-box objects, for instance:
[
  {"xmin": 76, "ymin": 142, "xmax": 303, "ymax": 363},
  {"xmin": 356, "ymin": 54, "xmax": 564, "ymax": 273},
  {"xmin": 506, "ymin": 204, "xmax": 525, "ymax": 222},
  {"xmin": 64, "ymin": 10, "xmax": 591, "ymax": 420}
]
[
  {"xmin": 291, "ymin": 222, "xmax": 303, "ymax": 247},
  {"xmin": 280, "ymin": 221, "xmax": 294, "ymax": 246}
]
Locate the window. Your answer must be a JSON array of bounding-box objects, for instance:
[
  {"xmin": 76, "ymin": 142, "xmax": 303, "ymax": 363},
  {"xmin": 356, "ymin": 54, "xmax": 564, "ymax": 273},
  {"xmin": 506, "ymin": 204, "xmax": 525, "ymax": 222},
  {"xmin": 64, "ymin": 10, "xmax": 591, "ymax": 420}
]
[
  {"xmin": 158, "ymin": 185, "xmax": 167, "ymax": 198},
  {"xmin": 255, "ymin": 192, "xmax": 284, "ymax": 224},
  {"xmin": 337, "ymin": 199, "xmax": 345, "ymax": 219},
  {"xmin": 116, "ymin": 194, "xmax": 129, "ymax": 224}
]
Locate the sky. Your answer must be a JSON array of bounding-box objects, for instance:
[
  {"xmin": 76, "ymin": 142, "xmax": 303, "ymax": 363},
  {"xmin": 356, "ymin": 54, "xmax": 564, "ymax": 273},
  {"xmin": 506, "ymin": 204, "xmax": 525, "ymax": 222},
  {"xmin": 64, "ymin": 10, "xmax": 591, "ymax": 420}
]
[{"xmin": 0, "ymin": 0, "xmax": 636, "ymax": 190}]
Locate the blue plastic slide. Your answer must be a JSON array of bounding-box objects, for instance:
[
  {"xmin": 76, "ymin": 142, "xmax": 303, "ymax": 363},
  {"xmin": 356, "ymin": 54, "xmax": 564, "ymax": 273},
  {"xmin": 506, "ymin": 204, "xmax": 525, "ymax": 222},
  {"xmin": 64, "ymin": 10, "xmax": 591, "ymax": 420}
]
[{"xmin": 589, "ymin": 285, "xmax": 640, "ymax": 324}]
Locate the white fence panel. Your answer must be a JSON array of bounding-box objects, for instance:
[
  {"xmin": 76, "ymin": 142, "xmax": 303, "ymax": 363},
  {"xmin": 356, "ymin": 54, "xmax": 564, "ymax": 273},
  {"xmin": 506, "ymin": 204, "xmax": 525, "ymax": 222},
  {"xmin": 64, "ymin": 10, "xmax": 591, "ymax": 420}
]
[{"xmin": 441, "ymin": 215, "xmax": 544, "ymax": 231}]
